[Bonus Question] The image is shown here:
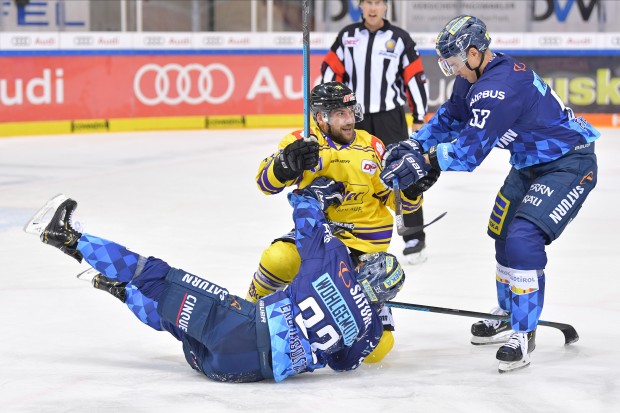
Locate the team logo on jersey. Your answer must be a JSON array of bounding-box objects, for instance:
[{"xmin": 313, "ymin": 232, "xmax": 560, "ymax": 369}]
[
  {"xmin": 514, "ymin": 62, "xmax": 526, "ymax": 71},
  {"xmin": 385, "ymin": 39, "xmax": 396, "ymax": 52},
  {"xmin": 361, "ymin": 159, "xmax": 378, "ymax": 175},
  {"xmin": 338, "ymin": 261, "xmax": 352, "ymax": 288},
  {"xmin": 580, "ymin": 171, "xmax": 594, "ymax": 185}
]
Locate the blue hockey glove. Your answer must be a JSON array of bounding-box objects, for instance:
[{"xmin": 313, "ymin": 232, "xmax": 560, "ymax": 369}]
[
  {"xmin": 296, "ymin": 177, "xmax": 344, "ymax": 210},
  {"xmin": 381, "ymin": 139, "xmax": 424, "ymax": 170},
  {"xmin": 380, "ymin": 151, "xmax": 428, "ymax": 190}
]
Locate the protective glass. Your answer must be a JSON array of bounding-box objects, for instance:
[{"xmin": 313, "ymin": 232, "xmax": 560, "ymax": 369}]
[
  {"xmin": 438, "ymin": 53, "xmax": 468, "ymax": 77},
  {"xmin": 322, "ymin": 102, "xmax": 364, "ymax": 124}
]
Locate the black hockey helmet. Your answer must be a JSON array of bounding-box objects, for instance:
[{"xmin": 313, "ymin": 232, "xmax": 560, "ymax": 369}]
[
  {"xmin": 435, "ymin": 15, "xmax": 491, "ymax": 76},
  {"xmin": 355, "ymin": 252, "xmax": 405, "ymax": 303},
  {"xmin": 310, "ymin": 82, "xmax": 363, "ymax": 123}
]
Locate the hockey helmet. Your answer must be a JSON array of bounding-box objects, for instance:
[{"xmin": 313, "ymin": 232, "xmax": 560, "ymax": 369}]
[
  {"xmin": 310, "ymin": 82, "xmax": 363, "ymax": 123},
  {"xmin": 355, "ymin": 252, "xmax": 405, "ymax": 303},
  {"xmin": 435, "ymin": 15, "xmax": 491, "ymax": 76}
]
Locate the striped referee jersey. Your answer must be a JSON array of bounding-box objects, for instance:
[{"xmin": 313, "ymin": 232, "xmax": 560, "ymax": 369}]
[{"xmin": 321, "ymin": 20, "xmax": 428, "ymax": 123}]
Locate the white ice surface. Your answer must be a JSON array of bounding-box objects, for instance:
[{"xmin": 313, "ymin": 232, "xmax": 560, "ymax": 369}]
[{"xmin": 0, "ymin": 128, "xmax": 618, "ymax": 413}]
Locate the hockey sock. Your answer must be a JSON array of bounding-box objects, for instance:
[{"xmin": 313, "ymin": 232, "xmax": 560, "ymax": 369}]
[
  {"xmin": 495, "ymin": 263, "xmax": 512, "ymax": 312},
  {"xmin": 77, "ymin": 234, "xmax": 143, "ymax": 282},
  {"xmin": 125, "ymin": 283, "xmax": 163, "ymax": 331},
  {"xmin": 509, "ymin": 270, "xmax": 546, "ymax": 331}
]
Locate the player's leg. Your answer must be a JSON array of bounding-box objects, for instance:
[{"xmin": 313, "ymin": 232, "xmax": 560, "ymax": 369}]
[
  {"xmin": 472, "ymin": 168, "xmax": 530, "ymax": 345},
  {"xmin": 246, "ymin": 236, "xmax": 301, "ymax": 302}
]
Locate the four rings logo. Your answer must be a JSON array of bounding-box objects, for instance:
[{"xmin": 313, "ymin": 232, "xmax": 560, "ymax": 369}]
[
  {"xmin": 11, "ymin": 36, "xmax": 31, "ymax": 47},
  {"xmin": 538, "ymin": 36, "xmax": 562, "ymax": 46},
  {"xmin": 133, "ymin": 63, "xmax": 235, "ymax": 106},
  {"xmin": 143, "ymin": 36, "xmax": 165, "ymax": 46},
  {"xmin": 73, "ymin": 36, "xmax": 94, "ymax": 46}
]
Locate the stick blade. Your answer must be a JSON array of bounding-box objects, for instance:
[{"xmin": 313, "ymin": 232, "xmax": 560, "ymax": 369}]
[{"xmin": 560, "ymin": 325, "xmax": 580, "ymax": 345}]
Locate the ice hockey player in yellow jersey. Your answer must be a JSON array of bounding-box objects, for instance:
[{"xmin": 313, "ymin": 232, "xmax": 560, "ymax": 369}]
[{"xmin": 248, "ymin": 82, "xmax": 422, "ymax": 362}]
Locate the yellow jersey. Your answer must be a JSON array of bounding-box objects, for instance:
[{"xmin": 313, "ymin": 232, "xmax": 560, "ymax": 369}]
[{"xmin": 256, "ymin": 126, "xmax": 422, "ymax": 253}]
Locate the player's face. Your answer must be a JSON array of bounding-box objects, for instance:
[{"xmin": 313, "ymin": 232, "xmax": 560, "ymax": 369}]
[
  {"xmin": 327, "ymin": 108, "xmax": 356, "ymax": 144},
  {"xmin": 360, "ymin": 0, "xmax": 387, "ymax": 32}
]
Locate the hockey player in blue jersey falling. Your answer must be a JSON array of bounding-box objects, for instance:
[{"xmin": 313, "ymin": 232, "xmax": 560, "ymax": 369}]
[
  {"xmin": 380, "ymin": 15, "xmax": 599, "ymax": 372},
  {"xmin": 28, "ymin": 177, "xmax": 405, "ymax": 383}
]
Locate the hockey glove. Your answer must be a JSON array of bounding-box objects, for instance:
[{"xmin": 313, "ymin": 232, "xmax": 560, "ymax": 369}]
[
  {"xmin": 273, "ymin": 135, "xmax": 320, "ymax": 182},
  {"xmin": 296, "ymin": 177, "xmax": 344, "ymax": 211},
  {"xmin": 381, "ymin": 139, "xmax": 424, "ymax": 170},
  {"xmin": 380, "ymin": 151, "xmax": 428, "ymax": 190},
  {"xmin": 402, "ymin": 167, "xmax": 441, "ymax": 199}
]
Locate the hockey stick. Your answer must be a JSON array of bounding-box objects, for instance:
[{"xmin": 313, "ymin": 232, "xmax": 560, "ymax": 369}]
[
  {"xmin": 387, "ymin": 300, "xmax": 579, "ymax": 345},
  {"xmin": 302, "ymin": 0, "xmax": 311, "ymax": 140},
  {"xmin": 393, "ymin": 177, "xmax": 447, "ymax": 236}
]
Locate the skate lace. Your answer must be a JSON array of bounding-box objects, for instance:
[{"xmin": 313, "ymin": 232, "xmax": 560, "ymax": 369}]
[
  {"xmin": 504, "ymin": 333, "xmax": 525, "ymax": 350},
  {"xmin": 482, "ymin": 306, "xmax": 508, "ymax": 328}
]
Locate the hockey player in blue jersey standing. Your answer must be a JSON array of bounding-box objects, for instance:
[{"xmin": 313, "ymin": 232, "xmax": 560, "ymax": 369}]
[
  {"xmin": 26, "ymin": 176, "xmax": 405, "ymax": 382},
  {"xmin": 380, "ymin": 15, "xmax": 599, "ymax": 372}
]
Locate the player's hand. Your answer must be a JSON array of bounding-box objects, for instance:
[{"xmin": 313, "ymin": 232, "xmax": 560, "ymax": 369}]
[
  {"xmin": 296, "ymin": 177, "xmax": 344, "ymax": 210},
  {"xmin": 381, "ymin": 139, "xmax": 424, "ymax": 169},
  {"xmin": 282, "ymin": 135, "xmax": 320, "ymax": 172},
  {"xmin": 402, "ymin": 167, "xmax": 441, "ymax": 198},
  {"xmin": 380, "ymin": 151, "xmax": 428, "ymax": 190}
]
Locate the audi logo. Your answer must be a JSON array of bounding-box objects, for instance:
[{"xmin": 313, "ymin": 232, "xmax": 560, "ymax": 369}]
[
  {"xmin": 133, "ymin": 63, "xmax": 235, "ymax": 106},
  {"xmin": 538, "ymin": 37, "xmax": 562, "ymax": 46},
  {"xmin": 11, "ymin": 36, "xmax": 31, "ymax": 46},
  {"xmin": 143, "ymin": 36, "xmax": 165, "ymax": 46},
  {"xmin": 274, "ymin": 36, "xmax": 296, "ymax": 45},
  {"xmin": 202, "ymin": 36, "xmax": 225, "ymax": 46},
  {"xmin": 74, "ymin": 36, "xmax": 94, "ymax": 46}
]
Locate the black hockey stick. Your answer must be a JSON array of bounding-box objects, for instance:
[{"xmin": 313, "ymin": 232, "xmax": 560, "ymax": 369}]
[
  {"xmin": 387, "ymin": 300, "xmax": 579, "ymax": 345},
  {"xmin": 393, "ymin": 177, "xmax": 447, "ymax": 236}
]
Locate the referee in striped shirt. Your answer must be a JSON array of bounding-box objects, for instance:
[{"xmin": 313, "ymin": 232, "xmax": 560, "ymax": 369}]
[{"xmin": 321, "ymin": 0, "xmax": 430, "ymax": 264}]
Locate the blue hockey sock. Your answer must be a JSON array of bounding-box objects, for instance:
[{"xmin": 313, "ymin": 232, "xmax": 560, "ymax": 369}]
[
  {"xmin": 125, "ymin": 283, "xmax": 163, "ymax": 331},
  {"xmin": 510, "ymin": 270, "xmax": 546, "ymax": 332},
  {"xmin": 77, "ymin": 234, "xmax": 142, "ymax": 282},
  {"xmin": 495, "ymin": 263, "xmax": 511, "ymax": 312}
]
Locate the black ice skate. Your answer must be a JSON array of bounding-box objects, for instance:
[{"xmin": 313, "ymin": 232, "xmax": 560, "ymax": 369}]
[
  {"xmin": 24, "ymin": 194, "xmax": 83, "ymax": 262},
  {"xmin": 470, "ymin": 306, "xmax": 513, "ymax": 345},
  {"xmin": 496, "ymin": 330, "xmax": 536, "ymax": 373},
  {"xmin": 76, "ymin": 268, "xmax": 127, "ymax": 303}
]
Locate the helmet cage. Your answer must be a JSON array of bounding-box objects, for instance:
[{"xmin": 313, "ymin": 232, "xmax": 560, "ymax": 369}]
[{"xmin": 318, "ymin": 103, "xmax": 364, "ymax": 124}]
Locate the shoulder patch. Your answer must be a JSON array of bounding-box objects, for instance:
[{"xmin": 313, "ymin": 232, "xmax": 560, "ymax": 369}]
[
  {"xmin": 292, "ymin": 130, "xmax": 304, "ymax": 140},
  {"xmin": 370, "ymin": 136, "xmax": 386, "ymax": 160}
]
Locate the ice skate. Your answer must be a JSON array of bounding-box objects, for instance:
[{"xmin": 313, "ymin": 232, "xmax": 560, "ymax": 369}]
[
  {"xmin": 402, "ymin": 239, "xmax": 427, "ymax": 265},
  {"xmin": 76, "ymin": 268, "xmax": 127, "ymax": 303},
  {"xmin": 497, "ymin": 330, "xmax": 536, "ymax": 373},
  {"xmin": 471, "ymin": 306, "xmax": 513, "ymax": 345},
  {"xmin": 25, "ymin": 194, "xmax": 83, "ymax": 262}
]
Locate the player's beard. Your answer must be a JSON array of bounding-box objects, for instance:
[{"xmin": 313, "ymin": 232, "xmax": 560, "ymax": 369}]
[{"xmin": 330, "ymin": 124, "xmax": 355, "ymax": 145}]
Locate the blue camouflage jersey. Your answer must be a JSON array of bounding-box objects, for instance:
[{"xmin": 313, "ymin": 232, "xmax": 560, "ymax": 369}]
[
  {"xmin": 259, "ymin": 193, "xmax": 383, "ymax": 382},
  {"xmin": 415, "ymin": 53, "xmax": 600, "ymax": 171}
]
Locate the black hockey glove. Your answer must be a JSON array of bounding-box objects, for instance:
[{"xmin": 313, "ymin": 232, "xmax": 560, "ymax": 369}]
[
  {"xmin": 402, "ymin": 167, "xmax": 441, "ymax": 199},
  {"xmin": 296, "ymin": 177, "xmax": 344, "ymax": 211},
  {"xmin": 273, "ymin": 136, "xmax": 320, "ymax": 182}
]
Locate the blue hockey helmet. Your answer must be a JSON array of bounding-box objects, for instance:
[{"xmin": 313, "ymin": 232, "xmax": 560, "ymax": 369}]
[
  {"xmin": 435, "ymin": 15, "xmax": 491, "ymax": 76},
  {"xmin": 355, "ymin": 252, "xmax": 405, "ymax": 303}
]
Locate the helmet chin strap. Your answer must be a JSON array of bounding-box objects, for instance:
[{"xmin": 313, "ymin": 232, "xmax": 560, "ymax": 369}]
[{"xmin": 465, "ymin": 49, "xmax": 484, "ymax": 79}]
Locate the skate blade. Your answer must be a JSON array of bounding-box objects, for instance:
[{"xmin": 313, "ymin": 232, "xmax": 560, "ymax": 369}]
[
  {"xmin": 471, "ymin": 330, "xmax": 513, "ymax": 345},
  {"xmin": 23, "ymin": 193, "xmax": 68, "ymax": 235},
  {"xmin": 76, "ymin": 267, "xmax": 101, "ymax": 283},
  {"xmin": 404, "ymin": 251, "xmax": 428, "ymax": 265},
  {"xmin": 498, "ymin": 354, "xmax": 531, "ymax": 373}
]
